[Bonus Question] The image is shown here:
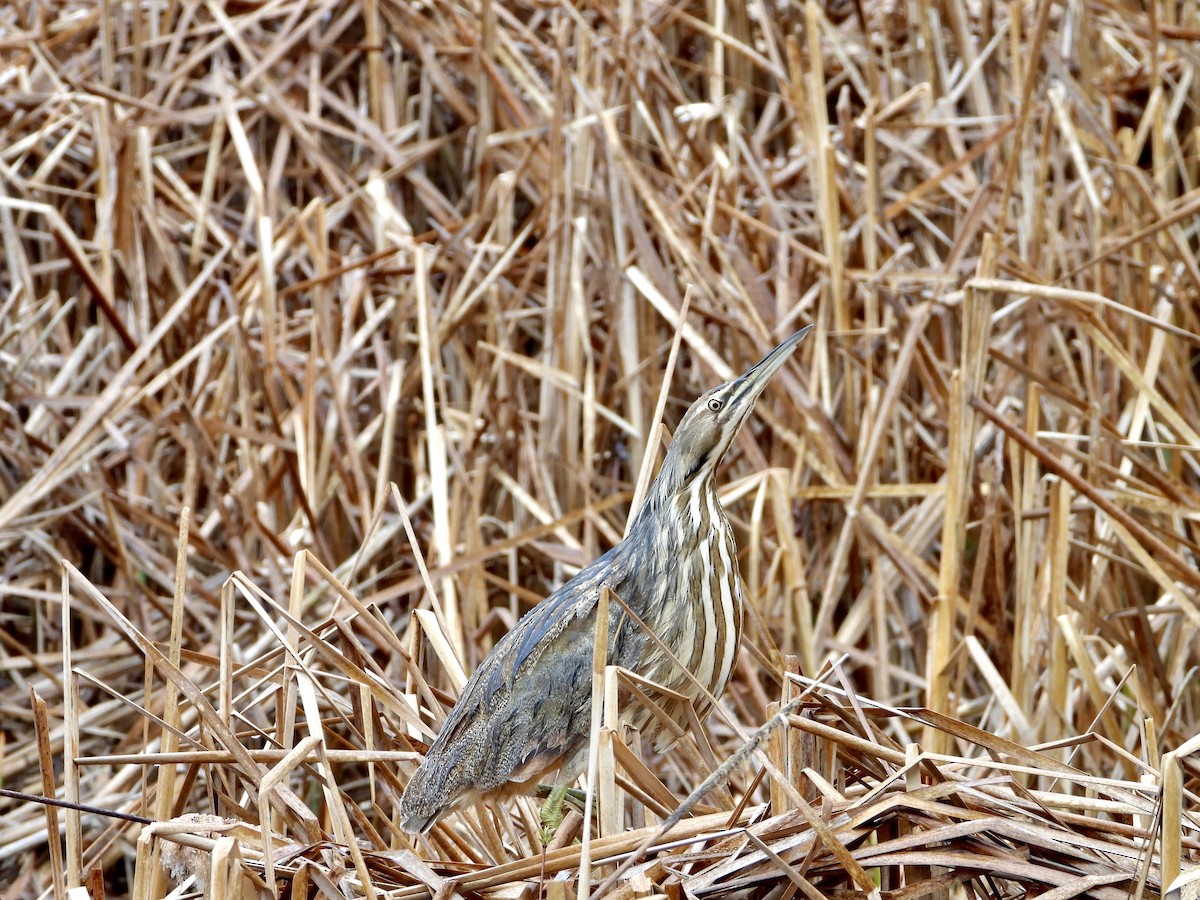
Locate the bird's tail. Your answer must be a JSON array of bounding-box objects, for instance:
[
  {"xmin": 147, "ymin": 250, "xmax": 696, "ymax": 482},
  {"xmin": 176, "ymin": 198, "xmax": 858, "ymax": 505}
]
[{"xmin": 399, "ymin": 760, "xmax": 448, "ymax": 834}]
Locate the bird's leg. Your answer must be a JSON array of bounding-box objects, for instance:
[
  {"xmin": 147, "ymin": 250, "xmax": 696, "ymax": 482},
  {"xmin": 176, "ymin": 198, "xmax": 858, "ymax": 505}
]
[
  {"xmin": 539, "ymin": 783, "xmax": 574, "ymax": 844},
  {"xmin": 537, "ymin": 784, "xmax": 590, "ymax": 845},
  {"xmin": 562, "ymin": 787, "xmax": 587, "ymax": 811}
]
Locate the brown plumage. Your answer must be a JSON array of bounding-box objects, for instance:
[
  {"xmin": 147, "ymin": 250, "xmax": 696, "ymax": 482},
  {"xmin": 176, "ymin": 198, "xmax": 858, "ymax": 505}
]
[{"xmin": 399, "ymin": 328, "xmax": 811, "ymax": 834}]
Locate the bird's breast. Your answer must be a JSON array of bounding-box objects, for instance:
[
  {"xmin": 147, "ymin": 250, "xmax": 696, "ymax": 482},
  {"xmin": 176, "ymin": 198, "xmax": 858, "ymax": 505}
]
[{"xmin": 613, "ymin": 485, "xmax": 744, "ymax": 736}]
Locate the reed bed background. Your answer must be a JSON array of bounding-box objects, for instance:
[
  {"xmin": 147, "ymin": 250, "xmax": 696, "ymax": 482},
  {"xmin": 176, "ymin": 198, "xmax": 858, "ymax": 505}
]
[{"xmin": 2, "ymin": 0, "xmax": 1199, "ymax": 896}]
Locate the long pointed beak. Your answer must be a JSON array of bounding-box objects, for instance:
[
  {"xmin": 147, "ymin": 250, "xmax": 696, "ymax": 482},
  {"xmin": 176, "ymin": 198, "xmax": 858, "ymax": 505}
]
[{"xmin": 730, "ymin": 325, "xmax": 812, "ymax": 409}]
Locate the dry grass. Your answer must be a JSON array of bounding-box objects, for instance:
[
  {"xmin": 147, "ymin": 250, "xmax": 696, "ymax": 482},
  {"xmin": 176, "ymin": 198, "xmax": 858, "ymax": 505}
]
[{"xmin": 2, "ymin": 0, "xmax": 1200, "ymax": 896}]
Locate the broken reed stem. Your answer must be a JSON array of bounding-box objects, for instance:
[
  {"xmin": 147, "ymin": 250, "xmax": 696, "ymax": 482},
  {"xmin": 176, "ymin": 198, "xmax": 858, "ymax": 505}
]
[{"xmin": 579, "ymin": 584, "xmax": 612, "ymax": 893}]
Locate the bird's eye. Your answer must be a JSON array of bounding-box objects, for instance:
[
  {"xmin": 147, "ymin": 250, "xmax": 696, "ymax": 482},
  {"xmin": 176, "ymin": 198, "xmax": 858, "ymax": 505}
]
[{"xmin": 707, "ymin": 398, "xmax": 723, "ymax": 412}]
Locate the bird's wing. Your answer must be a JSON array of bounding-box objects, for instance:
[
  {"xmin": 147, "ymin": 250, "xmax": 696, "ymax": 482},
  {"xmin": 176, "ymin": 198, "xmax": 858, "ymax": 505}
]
[{"xmin": 427, "ymin": 549, "xmax": 619, "ymax": 765}]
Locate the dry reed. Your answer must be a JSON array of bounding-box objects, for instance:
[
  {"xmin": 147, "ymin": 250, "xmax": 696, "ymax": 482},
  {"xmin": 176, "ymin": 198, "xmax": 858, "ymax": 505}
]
[{"xmin": 1, "ymin": 0, "xmax": 1199, "ymax": 897}]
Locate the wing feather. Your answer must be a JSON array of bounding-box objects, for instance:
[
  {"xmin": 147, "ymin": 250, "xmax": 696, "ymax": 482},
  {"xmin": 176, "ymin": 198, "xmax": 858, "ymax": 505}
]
[{"xmin": 423, "ymin": 548, "xmax": 622, "ymax": 781}]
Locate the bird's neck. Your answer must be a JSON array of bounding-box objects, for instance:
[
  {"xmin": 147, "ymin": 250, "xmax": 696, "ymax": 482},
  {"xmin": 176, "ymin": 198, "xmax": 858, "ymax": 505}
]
[
  {"xmin": 632, "ymin": 469, "xmax": 722, "ymax": 540},
  {"xmin": 676, "ymin": 474, "xmax": 726, "ymax": 538}
]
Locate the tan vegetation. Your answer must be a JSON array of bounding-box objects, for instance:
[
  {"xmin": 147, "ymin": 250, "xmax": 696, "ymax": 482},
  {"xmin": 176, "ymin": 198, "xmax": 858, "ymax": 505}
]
[{"xmin": 1, "ymin": 0, "xmax": 1199, "ymax": 896}]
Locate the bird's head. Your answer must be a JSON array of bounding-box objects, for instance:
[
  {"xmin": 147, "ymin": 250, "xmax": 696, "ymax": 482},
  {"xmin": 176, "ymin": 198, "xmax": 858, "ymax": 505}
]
[{"xmin": 652, "ymin": 326, "xmax": 811, "ymax": 498}]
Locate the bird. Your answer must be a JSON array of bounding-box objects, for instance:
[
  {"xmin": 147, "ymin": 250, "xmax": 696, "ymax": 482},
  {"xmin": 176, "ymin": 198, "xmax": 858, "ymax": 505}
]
[{"xmin": 400, "ymin": 326, "xmax": 811, "ymax": 834}]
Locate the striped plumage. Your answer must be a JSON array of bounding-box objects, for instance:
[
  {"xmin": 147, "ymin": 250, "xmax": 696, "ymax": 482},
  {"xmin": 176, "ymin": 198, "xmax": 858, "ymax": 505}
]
[
  {"xmin": 619, "ymin": 463, "xmax": 742, "ymax": 735},
  {"xmin": 400, "ymin": 327, "xmax": 811, "ymax": 834}
]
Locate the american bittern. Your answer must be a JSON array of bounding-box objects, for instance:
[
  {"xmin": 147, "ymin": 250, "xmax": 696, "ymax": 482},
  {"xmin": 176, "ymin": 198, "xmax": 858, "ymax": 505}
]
[{"xmin": 400, "ymin": 327, "xmax": 811, "ymax": 834}]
